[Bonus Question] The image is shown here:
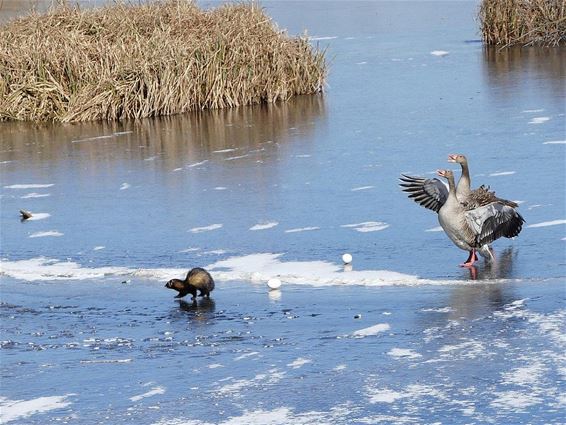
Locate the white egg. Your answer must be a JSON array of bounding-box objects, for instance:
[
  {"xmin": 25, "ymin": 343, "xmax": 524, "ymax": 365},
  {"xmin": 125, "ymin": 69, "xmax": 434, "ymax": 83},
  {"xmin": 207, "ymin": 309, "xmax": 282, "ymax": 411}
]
[
  {"xmin": 267, "ymin": 278, "xmax": 282, "ymax": 290},
  {"xmin": 342, "ymin": 253, "xmax": 353, "ymax": 264}
]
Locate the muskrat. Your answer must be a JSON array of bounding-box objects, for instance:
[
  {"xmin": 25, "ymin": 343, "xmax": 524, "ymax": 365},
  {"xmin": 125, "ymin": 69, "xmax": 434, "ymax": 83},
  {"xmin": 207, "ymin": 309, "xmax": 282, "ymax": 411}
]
[
  {"xmin": 20, "ymin": 210, "xmax": 33, "ymax": 220},
  {"xmin": 165, "ymin": 268, "xmax": 215, "ymax": 299}
]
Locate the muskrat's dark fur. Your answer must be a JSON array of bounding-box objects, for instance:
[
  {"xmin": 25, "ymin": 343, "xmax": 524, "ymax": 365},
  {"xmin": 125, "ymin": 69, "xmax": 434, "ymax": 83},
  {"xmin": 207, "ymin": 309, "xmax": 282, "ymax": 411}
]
[
  {"xmin": 20, "ymin": 210, "xmax": 32, "ymax": 220},
  {"xmin": 165, "ymin": 268, "xmax": 215, "ymax": 299}
]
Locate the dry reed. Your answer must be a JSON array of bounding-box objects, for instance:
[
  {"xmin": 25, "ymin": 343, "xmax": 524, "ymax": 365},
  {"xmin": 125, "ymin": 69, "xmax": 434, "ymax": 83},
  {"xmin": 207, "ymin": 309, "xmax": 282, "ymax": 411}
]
[
  {"xmin": 0, "ymin": 0, "xmax": 326, "ymax": 122},
  {"xmin": 479, "ymin": 0, "xmax": 566, "ymax": 47}
]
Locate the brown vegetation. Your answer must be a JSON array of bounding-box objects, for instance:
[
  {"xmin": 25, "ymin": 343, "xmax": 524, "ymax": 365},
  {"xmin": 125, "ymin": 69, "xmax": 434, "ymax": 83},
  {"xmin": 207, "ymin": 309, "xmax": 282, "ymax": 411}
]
[
  {"xmin": 0, "ymin": 1, "xmax": 326, "ymax": 122},
  {"xmin": 479, "ymin": 0, "xmax": 566, "ymax": 47}
]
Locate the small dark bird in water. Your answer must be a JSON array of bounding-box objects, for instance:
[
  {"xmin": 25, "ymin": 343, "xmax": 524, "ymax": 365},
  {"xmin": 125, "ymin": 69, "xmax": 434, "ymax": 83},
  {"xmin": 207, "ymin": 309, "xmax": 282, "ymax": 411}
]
[
  {"xmin": 20, "ymin": 210, "xmax": 33, "ymax": 220},
  {"xmin": 165, "ymin": 268, "xmax": 215, "ymax": 299}
]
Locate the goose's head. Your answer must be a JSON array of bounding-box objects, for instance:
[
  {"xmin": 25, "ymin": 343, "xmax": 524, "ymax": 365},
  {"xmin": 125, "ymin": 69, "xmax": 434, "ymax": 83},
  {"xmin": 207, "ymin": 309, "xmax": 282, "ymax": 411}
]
[
  {"xmin": 436, "ymin": 169, "xmax": 453, "ymax": 179},
  {"xmin": 447, "ymin": 154, "xmax": 467, "ymax": 164}
]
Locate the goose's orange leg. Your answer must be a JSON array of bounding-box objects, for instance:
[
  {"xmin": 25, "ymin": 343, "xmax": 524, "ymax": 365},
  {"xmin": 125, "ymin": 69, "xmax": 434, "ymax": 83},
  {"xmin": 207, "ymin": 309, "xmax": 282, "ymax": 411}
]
[{"xmin": 460, "ymin": 249, "xmax": 478, "ymax": 267}]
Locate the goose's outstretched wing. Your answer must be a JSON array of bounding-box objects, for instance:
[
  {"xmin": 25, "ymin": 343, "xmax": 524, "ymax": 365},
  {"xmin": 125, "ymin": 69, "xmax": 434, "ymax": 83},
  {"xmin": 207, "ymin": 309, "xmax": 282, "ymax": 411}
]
[
  {"xmin": 399, "ymin": 174, "xmax": 448, "ymax": 213},
  {"xmin": 464, "ymin": 202, "xmax": 525, "ymax": 247}
]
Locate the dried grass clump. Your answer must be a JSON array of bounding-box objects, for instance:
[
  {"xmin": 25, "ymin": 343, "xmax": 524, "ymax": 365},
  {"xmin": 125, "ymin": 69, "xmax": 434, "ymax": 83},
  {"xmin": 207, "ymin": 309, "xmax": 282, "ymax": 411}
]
[
  {"xmin": 0, "ymin": 1, "xmax": 326, "ymax": 122},
  {"xmin": 479, "ymin": 0, "xmax": 566, "ymax": 47}
]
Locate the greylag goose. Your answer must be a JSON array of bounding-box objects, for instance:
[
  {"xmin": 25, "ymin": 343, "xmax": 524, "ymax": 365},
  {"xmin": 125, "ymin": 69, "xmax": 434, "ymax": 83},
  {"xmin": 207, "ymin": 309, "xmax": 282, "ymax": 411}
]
[
  {"xmin": 436, "ymin": 169, "xmax": 524, "ymax": 267},
  {"xmin": 399, "ymin": 154, "xmax": 521, "ymax": 263}
]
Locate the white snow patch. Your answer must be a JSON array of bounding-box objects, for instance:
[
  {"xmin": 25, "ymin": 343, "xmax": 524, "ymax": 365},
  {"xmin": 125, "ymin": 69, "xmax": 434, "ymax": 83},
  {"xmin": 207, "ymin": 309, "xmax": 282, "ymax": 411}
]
[
  {"xmin": 353, "ymin": 323, "xmax": 390, "ymax": 337},
  {"xmin": 489, "ymin": 171, "xmax": 516, "ymax": 176},
  {"xmin": 26, "ymin": 213, "xmax": 50, "ymax": 221},
  {"xmin": 189, "ymin": 224, "xmax": 223, "ymax": 233},
  {"xmin": 249, "ymin": 222, "xmax": 279, "ymax": 231},
  {"xmin": 436, "ymin": 340, "xmax": 485, "ymax": 359},
  {"xmin": 179, "ymin": 247, "xmax": 201, "ymax": 253},
  {"xmin": 528, "ymin": 117, "xmax": 550, "ymax": 124},
  {"xmin": 29, "ymin": 231, "xmax": 63, "ymax": 238},
  {"xmin": 20, "ymin": 192, "xmax": 51, "ymax": 199},
  {"xmin": 287, "ymin": 358, "xmax": 312, "ymax": 369},
  {"xmin": 0, "ymin": 257, "xmax": 133, "ymax": 281},
  {"xmin": 151, "ymin": 406, "xmax": 354, "ymax": 425},
  {"xmin": 285, "ymin": 227, "xmax": 320, "ymax": 233},
  {"xmin": 351, "ymin": 186, "xmax": 374, "ymax": 191},
  {"xmin": 387, "ymin": 348, "xmax": 422, "ymax": 359},
  {"xmin": 421, "ymin": 307, "xmax": 453, "ymax": 313},
  {"xmin": 502, "ymin": 363, "xmax": 546, "ymax": 386},
  {"xmin": 490, "ymin": 391, "xmax": 542, "ymax": 411},
  {"xmin": 341, "ymin": 222, "xmax": 389, "ymax": 233},
  {"xmin": 130, "ymin": 386, "xmax": 166, "ymax": 402},
  {"xmin": 4, "ymin": 184, "xmax": 54, "ymax": 189},
  {"xmin": 430, "ymin": 50, "xmax": 449, "ymax": 56},
  {"xmin": 225, "ymin": 154, "xmax": 249, "ymax": 161},
  {"xmin": 543, "ymin": 140, "xmax": 566, "ymax": 145},
  {"xmin": 0, "ymin": 253, "xmax": 468, "ymax": 286},
  {"xmin": 367, "ymin": 388, "xmax": 405, "ymax": 403},
  {"xmin": 509, "ymin": 300, "xmax": 528, "ymax": 310},
  {"xmin": 208, "ymin": 254, "xmax": 423, "ymax": 287},
  {"xmin": 234, "ymin": 352, "xmax": 259, "ymax": 361},
  {"xmin": 0, "ymin": 395, "xmax": 73, "ymax": 423},
  {"xmin": 527, "ymin": 219, "xmax": 566, "ymax": 228},
  {"xmin": 216, "ymin": 369, "xmax": 286, "ymax": 397},
  {"xmin": 213, "ymin": 148, "xmax": 237, "ymax": 153},
  {"xmin": 311, "ymin": 36, "xmax": 338, "ymax": 41},
  {"xmin": 187, "ymin": 160, "xmax": 209, "ymax": 168},
  {"xmin": 425, "ymin": 226, "xmax": 444, "ymax": 232},
  {"xmin": 202, "ymin": 250, "xmax": 227, "ymax": 256},
  {"xmin": 71, "ymin": 135, "xmax": 113, "ymax": 143},
  {"xmin": 80, "ymin": 359, "xmax": 131, "ymax": 364}
]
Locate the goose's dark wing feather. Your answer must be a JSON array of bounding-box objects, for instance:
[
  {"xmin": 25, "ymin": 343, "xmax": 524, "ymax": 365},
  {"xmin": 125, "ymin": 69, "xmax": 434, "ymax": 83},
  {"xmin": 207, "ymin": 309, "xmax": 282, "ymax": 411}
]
[
  {"xmin": 399, "ymin": 174, "xmax": 448, "ymax": 213},
  {"xmin": 464, "ymin": 202, "xmax": 525, "ymax": 247}
]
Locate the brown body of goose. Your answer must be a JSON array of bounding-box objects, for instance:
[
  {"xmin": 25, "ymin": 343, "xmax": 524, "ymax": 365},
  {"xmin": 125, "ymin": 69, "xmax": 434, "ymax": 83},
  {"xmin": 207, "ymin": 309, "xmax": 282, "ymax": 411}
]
[
  {"xmin": 436, "ymin": 169, "xmax": 524, "ymax": 267},
  {"xmin": 165, "ymin": 267, "xmax": 215, "ymax": 299}
]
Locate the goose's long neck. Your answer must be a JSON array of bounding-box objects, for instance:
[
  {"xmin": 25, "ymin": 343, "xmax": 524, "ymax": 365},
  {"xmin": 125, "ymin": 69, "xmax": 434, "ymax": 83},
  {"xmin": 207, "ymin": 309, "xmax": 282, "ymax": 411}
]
[
  {"xmin": 446, "ymin": 174, "xmax": 457, "ymax": 201},
  {"xmin": 457, "ymin": 161, "xmax": 471, "ymax": 196}
]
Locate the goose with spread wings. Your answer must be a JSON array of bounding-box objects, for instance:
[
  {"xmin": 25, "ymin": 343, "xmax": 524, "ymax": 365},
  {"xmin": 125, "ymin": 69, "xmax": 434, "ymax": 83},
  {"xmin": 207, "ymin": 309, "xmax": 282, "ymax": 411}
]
[{"xmin": 399, "ymin": 155, "xmax": 524, "ymax": 266}]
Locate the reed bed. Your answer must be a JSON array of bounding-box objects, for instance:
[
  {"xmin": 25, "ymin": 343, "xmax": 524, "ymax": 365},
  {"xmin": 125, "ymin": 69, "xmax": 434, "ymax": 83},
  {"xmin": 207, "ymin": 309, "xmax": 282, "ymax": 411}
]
[
  {"xmin": 0, "ymin": 1, "xmax": 326, "ymax": 122},
  {"xmin": 479, "ymin": 0, "xmax": 566, "ymax": 47}
]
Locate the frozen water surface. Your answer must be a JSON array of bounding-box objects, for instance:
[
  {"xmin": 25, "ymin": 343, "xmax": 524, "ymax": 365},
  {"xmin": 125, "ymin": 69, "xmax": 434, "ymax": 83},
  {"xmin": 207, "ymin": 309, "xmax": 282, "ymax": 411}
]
[{"xmin": 1, "ymin": 1, "xmax": 565, "ymax": 424}]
